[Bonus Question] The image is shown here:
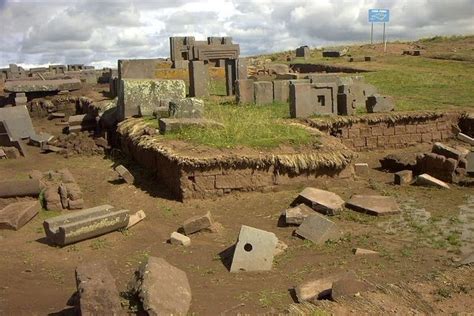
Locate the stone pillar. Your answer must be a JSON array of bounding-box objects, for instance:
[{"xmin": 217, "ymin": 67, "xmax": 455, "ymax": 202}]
[
  {"xmin": 254, "ymin": 81, "xmax": 273, "ymax": 105},
  {"xmin": 289, "ymin": 82, "xmax": 313, "ymax": 118},
  {"xmin": 236, "ymin": 79, "xmax": 254, "ymax": 104},
  {"xmin": 236, "ymin": 58, "xmax": 248, "ymax": 80},
  {"xmin": 225, "ymin": 59, "xmax": 237, "ymax": 96},
  {"xmin": 189, "ymin": 61, "xmax": 209, "ymax": 98},
  {"xmin": 273, "ymin": 80, "xmax": 290, "ymax": 103}
]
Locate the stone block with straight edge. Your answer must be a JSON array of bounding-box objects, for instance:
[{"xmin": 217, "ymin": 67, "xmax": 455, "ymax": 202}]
[
  {"xmin": 293, "ymin": 187, "xmax": 345, "ymax": 215},
  {"xmin": 295, "ymin": 213, "xmax": 341, "ymax": 244},
  {"xmin": 346, "ymin": 195, "xmax": 400, "ymax": 216}
]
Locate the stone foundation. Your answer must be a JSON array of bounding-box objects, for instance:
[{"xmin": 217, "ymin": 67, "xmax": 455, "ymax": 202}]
[{"xmin": 308, "ymin": 111, "xmax": 469, "ymax": 151}]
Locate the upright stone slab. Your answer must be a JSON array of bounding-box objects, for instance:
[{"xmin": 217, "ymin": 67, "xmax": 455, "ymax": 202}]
[
  {"xmin": 254, "ymin": 81, "xmax": 273, "ymax": 105},
  {"xmin": 0, "ymin": 201, "xmax": 39, "ymax": 230},
  {"xmin": 189, "ymin": 61, "xmax": 209, "ymax": 98},
  {"xmin": 290, "ymin": 82, "xmax": 312, "ymax": 118},
  {"xmin": 296, "ymin": 46, "xmax": 310, "ymax": 59},
  {"xmin": 118, "ymin": 79, "xmax": 186, "ymax": 119},
  {"xmin": 273, "ymin": 80, "xmax": 290, "ymax": 103},
  {"xmin": 236, "ymin": 58, "xmax": 248, "ymax": 80},
  {"xmin": 0, "ymin": 105, "xmax": 37, "ymax": 140},
  {"xmin": 43, "ymin": 205, "xmax": 130, "ymax": 246},
  {"xmin": 236, "ymin": 79, "xmax": 254, "ymax": 104},
  {"xmin": 230, "ymin": 225, "xmax": 278, "ymax": 272},
  {"xmin": 133, "ymin": 257, "xmax": 192, "ymax": 315},
  {"xmin": 366, "ymin": 95, "xmax": 395, "ymax": 113},
  {"xmin": 295, "ymin": 214, "xmax": 341, "ymax": 244},
  {"xmin": 225, "ymin": 59, "xmax": 237, "ymax": 96},
  {"xmin": 346, "ymin": 195, "xmax": 400, "ymax": 216},
  {"xmin": 75, "ymin": 261, "xmax": 123, "ymax": 315},
  {"xmin": 293, "ymin": 187, "xmax": 345, "ymax": 216},
  {"xmin": 467, "ymin": 152, "xmax": 474, "ymax": 174}
]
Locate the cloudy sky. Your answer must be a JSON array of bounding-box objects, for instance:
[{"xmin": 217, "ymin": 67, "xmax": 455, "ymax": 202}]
[{"xmin": 0, "ymin": 0, "xmax": 473, "ymax": 69}]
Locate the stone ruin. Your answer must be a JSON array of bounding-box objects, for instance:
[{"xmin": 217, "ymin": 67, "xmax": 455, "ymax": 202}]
[
  {"xmin": 235, "ymin": 73, "xmax": 393, "ymax": 117},
  {"xmin": 295, "ymin": 45, "xmax": 310, "ymax": 60}
]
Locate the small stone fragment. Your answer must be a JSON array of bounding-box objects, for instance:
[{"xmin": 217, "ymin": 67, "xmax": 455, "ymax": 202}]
[
  {"xmin": 353, "ymin": 248, "xmax": 379, "ymax": 255},
  {"xmin": 59, "ymin": 183, "xmax": 68, "ymax": 209},
  {"xmin": 182, "ymin": 211, "xmax": 213, "ymax": 235},
  {"xmin": 394, "ymin": 170, "xmax": 413, "ymax": 185},
  {"xmin": 283, "ymin": 203, "xmax": 314, "ymax": 225},
  {"xmin": 415, "ymin": 174, "xmax": 450, "ymax": 189},
  {"xmin": 114, "ymin": 164, "xmax": 134, "ymax": 184},
  {"xmin": 354, "ymin": 163, "xmax": 369, "ymax": 176},
  {"xmin": 170, "ymin": 232, "xmax": 191, "ymax": 247},
  {"xmin": 126, "ymin": 210, "xmax": 146, "ymax": 228}
]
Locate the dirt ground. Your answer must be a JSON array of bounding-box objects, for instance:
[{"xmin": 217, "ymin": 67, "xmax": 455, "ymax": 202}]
[{"xmin": 1, "ymin": 109, "xmax": 473, "ymax": 314}]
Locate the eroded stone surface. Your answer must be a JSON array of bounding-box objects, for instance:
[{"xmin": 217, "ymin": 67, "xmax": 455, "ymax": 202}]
[
  {"xmin": 346, "ymin": 195, "xmax": 400, "ymax": 216},
  {"xmin": 294, "ymin": 187, "xmax": 345, "ymax": 216},
  {"xmin": 295, "ymin": 213, "xmax": 341, "ymax": 244},
  {"xmin": 283, "ymin": 203, "xmax": 314, "ymax": 225},
  {"xmin": 0, "ymin": 200, "xmax": 39, "ymax": 230},
  {"xmin": 182, "ymin": 211, "xmax": 213, "ymax": 235}
]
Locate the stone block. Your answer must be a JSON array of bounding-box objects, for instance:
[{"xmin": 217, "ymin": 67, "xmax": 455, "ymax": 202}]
[
  {"xmin": 65, "ymin": 182, "xmax": 83, "ymax": 200},
  {"xmin": 75, "ymin": 261, "xmax": 123, "ymax": 315},
  {"xmin": 458, "ymin": 133, "xmax": 474, "ymax": 146},
  {"xmin": 293, "ymin": 187, "xmax": 345, "ymax": 216},
  {"xmin": 366, "ymin": 95, "xmax": 395, "ymax": 113},
  {"xmin": 118, "ymin": 79, "xmax": 186, "ymax": 119},
  {"xmin": 0, "ymin": 201, "xmax": 39, "ymax": 230},
  {"xmin": 14, "ymin": 96, "xmax": 27, "ymax": 105},
  {"xmin": 0, "ymin": 105, "xmax": 37, "ymax": 140},
  {"xmin": 236, "ymin": 79, "xmax": 254, "ymax": 104},
  {"xmin": 43, "ymin": 205, "xmax": 130, "ymax": 246},
  {"xmin": 467, "ymin": 152, "xmax": 474, "ymax": 174},
  {"xmin": 394, "ymin": 170, "xmax": 413, "ymax": 185},
  {"xmin": 68, "ymin": 199, "xmax": 84, "ymax": 210},
  {"xmin": 189, "ymin": 61, "xmax": 209, "ymax": 98},
  {"xmin": 346, "ymin": 195, "xmax": 400, "ymax": 216},
  {"xmin": 4, "ymin": 79, "xmax": 82, "ymax": 93},
  {"xmin": 295, "ymin": 213, "xmax": 341, "ymax": 244},
  {"xmin": 59, "ymin": 168, "xmax": 76, "ymax": 183},
  {"xmin": 182, "ymin": 211, "xmax": 213, "ymax": 235},
  {"xmin": 296, "ymin": 46, "xmax": 310, "ymax": 59},
  {"xmin": 170, "ymin": 231, "xmax": 191, "ymax": 247},
  {"xmin": 354, "ymin": 163, "xmax": 369, "ymax": 176},
  {"xmin": 127, "ymin": 210, "xmax": 146, "ymax": 229},
  {"xmin": 273, "ymin": 80, "xmax": 290, "ymax": 103},
  {"xmin": 415, "ymin": 173, "xmax": 450, "ymax": 189},
  {"xmin": 295, "ymin": 275, "xmax": 338, "ymax": 302},
  {"xmin": 230, "ymin": 225, "xmax": 278, "ymax": 272},
  {"xmin": 114, "ymin": 164, "xmax": 134, "ymax": 184},
  {"xmin": 290, "ymin": 82, "xmax": 312, "ymax": 118},
  {"xmin": 254, "ymin": 81, "xmax": 273, "ymax": 105},
  {"xmin": 59, "ymin": 183, "xmax": 68, "ymax": 209},
  {"xmin": 168, "ymin": 98, "xmax": 204, "ymax": 119},
  {"xmin": 158, "ymin": 118, "xmax": 223, "ymax": 134},
  {"xmin": 283, "ymin": 203, "xmax": 314, "ymax": 225},
  {"xmin": 353, "ymin": 248, "xmax": 379, "ymax": 255},
  {"xmin": 0, "ymin": 179, "xmax": 42, "ymax": 198},
  {"xmin": 133, "ymin": 257, "xmax": 191, "ymax": 315},
  {"xmin": 432, "ymin": 142, "xmax": 463, "ymax": 161}
]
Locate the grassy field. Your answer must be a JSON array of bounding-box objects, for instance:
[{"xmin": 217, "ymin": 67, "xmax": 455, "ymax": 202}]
[{"xmin": 163, "ymin": 100, "xmax": 315, "ymax": 149}]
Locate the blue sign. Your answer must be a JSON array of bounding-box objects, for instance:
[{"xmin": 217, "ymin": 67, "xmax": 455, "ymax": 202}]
[{"xmin": 369, "ymin": 9, "xmax": 389, "ymax": 23}]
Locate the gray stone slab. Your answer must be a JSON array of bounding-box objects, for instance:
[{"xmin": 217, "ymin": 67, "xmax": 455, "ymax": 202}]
[
  {"xmin": 346, "ymin": 195, "xmax": 400, "ymax": 216},
  {"xmin": 254, "ymin": 81, "xmax": 273, "ymax": 105},
  {"xmin": 273, "ymin": 80, "xmax": 290, "ymax": 103},
  {"xmin": 189, "ymin": 61, "xmax": 209, "ymax": 98},
  {"xmin": 432, "ymin": 142, "xmax": 463, "ymax": 161},
  {"xmin": 158, "ymin": 118, "xmax": 223, "ymax": 134},
  {"xmin": 458, "ymin": 133, "xmax": 474, "ymax": 146},
  {"xmin": 295, "ymin": 214, "xmax": 341, "ymax": 244},
  {"xmin": 394, "ymin": 170, "xmax": 413, "ymax": 185},
  {"xmin": 0, "ymin": 200, "xmax": 39, "ymax": 230},
  {"xmin": 43, "ymin": 204, "xmax": 129, "ymax": 246},
  {"xmin": 236, "ymin": 79, "xmax": 254, "ymax": 104},
  {"xmin": 230, "ymin": 225, "xmax": 278, "ymax": 272},
  {"xmin": 366, "ymin": 94, "xmax": 395, "ymax": 113},
  {"xmin": 134, "ymin": 257, "xmax": 192, "ymax": 315},
  {"xmin": 0, "ymin": 105, "xmax": 36, "ymax": 140},
  {"xmin": 294, "ymin": 187, "xmax": 345, "ymax": 216},
  {"xmin": 182, "ymin": 211, "xmax": 213, "ymax": 235},
  {"xmin": 75, "ymin": 261, "xmax": 123, "ymax": 315},
  {"xmin": 169, "ymin": 98, "xmax": 204, "ymax": 119},
  {"xmin": 4, "ymin": 79, "xmax": 82, "ymax": 93}
]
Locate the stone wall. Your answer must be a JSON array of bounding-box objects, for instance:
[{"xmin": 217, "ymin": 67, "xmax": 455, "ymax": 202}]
[{"xmin": 309, "ymin": 112, "xmax": 465, "ymax": 151}]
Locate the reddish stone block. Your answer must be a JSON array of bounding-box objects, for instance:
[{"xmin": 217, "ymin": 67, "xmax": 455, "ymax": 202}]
[
  {"xmin": 366, "ymin": 137, "xmax": 378, "ymax": 148},
  {"xmin": 383, "ymin": 126, "xmax": 395, "ymax": 136},
  {"xmin": 432, "ymin": 131, "xmax": 442, "ymax": 141},
  {"xmin": 342, "ymin": 139, "xmax": 354, "ymax": 148},
  {"xmin": 421, "ymin": 133, "xmax": 433, "ymax": 143},
  {"xmin": 371, "ymin": 126, "xmax": 383, "ymax": 136},
  {"xmin": 353, "ymin": 138, "xmax": 366, "ymax": 147},
  {"xmin": 405, "ymin": 124, "xmax": 417, "ymax": 134},
  {"xmin": 417, "ymin": 125, "xmax": 430, "ymax": 133},
  {"xmin": 349, "ymin": 128, "xmax": 360, "ymax": 138},
  {"xmin": 360, "ymin": 128, "xmax": 371, "ymax": 138},
  {"xmin": 377, "ymin": 136, "xmax": 389, "ymax": 147},
  {"xmin": 395, "ymin": 125, "xmax": 406, "ymax": 135}
]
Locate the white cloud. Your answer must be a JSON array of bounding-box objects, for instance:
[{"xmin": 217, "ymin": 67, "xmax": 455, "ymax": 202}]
[{"xmin": 0, "ymin": 0, "xmax": 473, "ymax": 68}]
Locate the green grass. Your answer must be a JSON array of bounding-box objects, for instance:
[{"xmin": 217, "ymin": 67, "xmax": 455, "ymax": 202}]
[{"xmin": 163, "ymin": 100, "xmax": 315, "ymax": 149}]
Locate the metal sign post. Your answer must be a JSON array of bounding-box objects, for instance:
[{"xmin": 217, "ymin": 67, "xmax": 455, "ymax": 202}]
[{"xmin": 368, "ymin": 9, "xmax": 389, "ymax": 49}]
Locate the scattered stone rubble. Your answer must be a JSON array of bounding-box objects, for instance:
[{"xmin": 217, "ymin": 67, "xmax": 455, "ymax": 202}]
[{"xmin": 293, "ymin": 187, "xmax": 345, "ymax": 216}]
